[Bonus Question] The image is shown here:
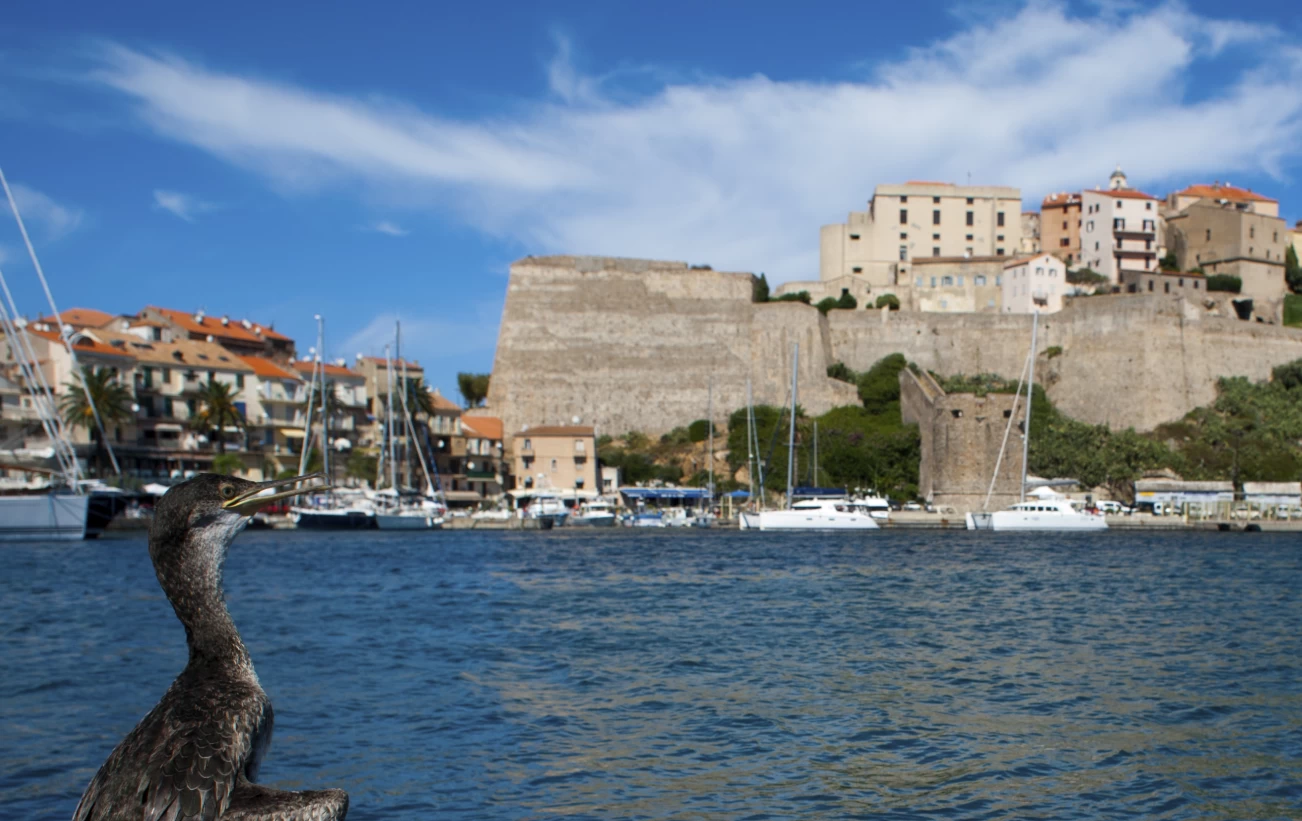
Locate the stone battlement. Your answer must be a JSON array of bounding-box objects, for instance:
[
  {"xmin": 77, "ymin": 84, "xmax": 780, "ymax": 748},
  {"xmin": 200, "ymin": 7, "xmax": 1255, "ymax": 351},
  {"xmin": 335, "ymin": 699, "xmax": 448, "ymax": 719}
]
[{"xmin": 485, "ymin": 256, "xmax": 1302, "ymax": 437}]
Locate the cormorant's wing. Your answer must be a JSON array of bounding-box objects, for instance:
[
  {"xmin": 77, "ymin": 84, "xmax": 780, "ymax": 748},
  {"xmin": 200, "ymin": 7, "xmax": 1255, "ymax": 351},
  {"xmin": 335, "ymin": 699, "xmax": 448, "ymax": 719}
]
[
  {"xmin": 72, "ymin": 688, "xmax": 271, "ymax": 821},
  {"xmin": 222, "ymin": 781, "xmax": 349, "ymax": 821}
]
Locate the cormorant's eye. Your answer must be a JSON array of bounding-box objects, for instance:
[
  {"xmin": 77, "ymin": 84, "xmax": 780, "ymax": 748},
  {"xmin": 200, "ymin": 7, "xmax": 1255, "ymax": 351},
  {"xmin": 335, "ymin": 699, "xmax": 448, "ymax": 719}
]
[{"xmin": 220, "ymin": 485, "xmax": 236, "ymax": 500}]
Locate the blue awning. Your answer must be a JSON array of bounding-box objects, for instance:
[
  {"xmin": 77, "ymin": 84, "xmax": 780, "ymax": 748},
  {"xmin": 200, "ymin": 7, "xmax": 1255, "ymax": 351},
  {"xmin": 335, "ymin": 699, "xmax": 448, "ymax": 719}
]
[
  {"xmin": 724, "ymin": 490, "xmax": 750, "ymax": 498},
  {"xmin": 619, "ymin": 487, "xmax": 710, "ymax": 500}
]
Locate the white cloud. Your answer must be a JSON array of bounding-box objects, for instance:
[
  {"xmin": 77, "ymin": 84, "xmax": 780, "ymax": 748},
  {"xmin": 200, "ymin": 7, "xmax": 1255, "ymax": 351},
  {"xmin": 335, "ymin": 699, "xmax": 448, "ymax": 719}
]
[
  {"xmin": 86, "ymin": 3, "xmax": 1302, "ymax": 282},
  {"xmin": 365, "ymin": 220, "xmax": 408, "ymax": 237},
  {"xmin": 7, "ymin": 183, "xmax": 84, "ymax": 241},
  {"xmin": 152, "ymin": 189, "xmax": 215, "ymax": 222}
]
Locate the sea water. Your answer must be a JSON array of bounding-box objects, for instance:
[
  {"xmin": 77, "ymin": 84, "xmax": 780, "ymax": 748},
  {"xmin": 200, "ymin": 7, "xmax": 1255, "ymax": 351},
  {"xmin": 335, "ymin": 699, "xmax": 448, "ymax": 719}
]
[{"xmin": 1, "ymin": 529, "xmax": 1299, "ymax": 820}]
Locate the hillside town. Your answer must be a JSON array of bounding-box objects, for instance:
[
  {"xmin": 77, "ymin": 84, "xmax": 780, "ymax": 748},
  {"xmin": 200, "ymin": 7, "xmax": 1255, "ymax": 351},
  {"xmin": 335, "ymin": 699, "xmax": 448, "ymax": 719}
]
[{"xmin": 4, "ymin": 167, "xmax": 1302, "ymax": 525}]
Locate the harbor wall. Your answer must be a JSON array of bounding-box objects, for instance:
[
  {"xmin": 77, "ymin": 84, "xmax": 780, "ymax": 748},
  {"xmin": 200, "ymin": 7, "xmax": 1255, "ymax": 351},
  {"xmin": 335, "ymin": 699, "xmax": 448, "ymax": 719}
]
[{"xmin": 486, "ymin": 256, "xmax": 1302, "ymax": 437}]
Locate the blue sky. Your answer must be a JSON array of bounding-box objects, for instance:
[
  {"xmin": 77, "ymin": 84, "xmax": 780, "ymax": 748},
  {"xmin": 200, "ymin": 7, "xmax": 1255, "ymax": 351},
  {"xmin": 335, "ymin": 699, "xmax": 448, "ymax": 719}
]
[{"xmin": 2, "ymin": 0, "xmax": 1301, "ymax": 399}]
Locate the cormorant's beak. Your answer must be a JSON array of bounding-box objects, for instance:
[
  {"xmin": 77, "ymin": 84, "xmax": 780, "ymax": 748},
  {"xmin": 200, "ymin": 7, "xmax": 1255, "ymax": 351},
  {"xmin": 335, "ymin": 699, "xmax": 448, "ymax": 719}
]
[{"xmin": 223, "ymin": 472, "xmax": 332, "ymax": 514}]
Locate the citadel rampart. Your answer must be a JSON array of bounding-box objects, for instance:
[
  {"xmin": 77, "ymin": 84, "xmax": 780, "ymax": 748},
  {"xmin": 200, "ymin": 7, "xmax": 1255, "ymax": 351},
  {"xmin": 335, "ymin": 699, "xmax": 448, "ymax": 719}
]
[{"xmin": 486, "ymin": 256, "xmax": 1302, "ymax": 437}]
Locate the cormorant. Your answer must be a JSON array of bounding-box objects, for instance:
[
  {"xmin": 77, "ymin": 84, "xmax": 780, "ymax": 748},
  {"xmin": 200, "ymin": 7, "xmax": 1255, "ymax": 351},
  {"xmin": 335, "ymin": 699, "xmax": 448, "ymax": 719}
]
[{"xmin": 72, "ymin": 472, "xmax": 349, "ymax": 821}]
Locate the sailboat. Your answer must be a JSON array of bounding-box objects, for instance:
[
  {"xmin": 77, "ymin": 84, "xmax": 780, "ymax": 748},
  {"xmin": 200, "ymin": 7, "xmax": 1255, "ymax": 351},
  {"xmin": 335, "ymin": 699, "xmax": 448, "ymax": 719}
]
[
  {"xmin": 0, "ymin": 168, "xmax": 100, "ymax": 540},
  {"xmin": 756, "ymin": 344, "xmax": 878, "ymax": 531},
  {"xmin": 965, "ymin": 311, "xmax": 1106, "ymax": 532},
  {"xmin": 291, "ymin": 315, "xmax": 377, "ymax": 530},
  {"xmin": 375, "ymin": 323, "xmax": 443, "ymax": 530},
  {"xmin": 692, "ymin": 378, "xmax": 716, "ymax": 527},
  {"xmin": 738, "ymin": 378, "xmax": 764, "ymax": 530}
]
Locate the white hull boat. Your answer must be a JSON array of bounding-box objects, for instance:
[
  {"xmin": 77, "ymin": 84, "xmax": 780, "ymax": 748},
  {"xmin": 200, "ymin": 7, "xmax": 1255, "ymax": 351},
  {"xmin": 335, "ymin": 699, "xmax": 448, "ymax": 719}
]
[
  {"xmin": 966, "ymin": 500, "xmax": 1106, "ymax": 532},
  {"xmin": 757, "ymin": 499, "xmax": 880, "ymax": 531},
  {"xmin": 375, "ymin": 511, "xmax": 442, "ymax": 530},
  {"xmin": 0, "ymin": 493, "xmax": 90, "ymax": 541}
]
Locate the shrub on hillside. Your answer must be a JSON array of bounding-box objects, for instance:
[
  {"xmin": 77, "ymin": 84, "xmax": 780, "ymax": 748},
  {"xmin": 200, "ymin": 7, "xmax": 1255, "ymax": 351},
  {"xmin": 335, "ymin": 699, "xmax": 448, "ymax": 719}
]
[
  {"xmin": 773, "ymin": 291, "xmax": 811, "ymax": 304},
  {"xmin": 1206, "ymin": 274, "xmax": 1241, "ymax": 293},
  {"xmin": 837, "ymin": 292, "xmax": 858, "ymax": 310},
  {"xmin": 687, "ymin": 419, "xmax": 711, "ymax": 443},
  {"xmin": 1272, "ymin": 358, "xmax": 1302, "ymax": 390},
  {"xmin": 752, "ymin": 273, "xmax": 770, "ymax": 303},
  {"xmin": 816, "ymin": 296, "xmax": 840, "ymax": 315},
  {"xmin": 827, "ymin": 361, "xmax": 856, "ymax": 383},
  {"xmin": 874, "ymin": 293, "xmax": 901, "ymax": 310},
  {"xmin": 857, "ymin": 353, "xmax": 908, "ymax": 414},
  {"xmin": 1067, "ymin": 267, "xmax": 1107, "ymax": 285}
]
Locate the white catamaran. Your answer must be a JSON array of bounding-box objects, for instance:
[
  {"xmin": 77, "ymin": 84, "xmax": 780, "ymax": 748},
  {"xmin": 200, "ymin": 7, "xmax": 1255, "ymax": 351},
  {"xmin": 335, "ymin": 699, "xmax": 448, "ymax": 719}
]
[{"xmin": 965, "ymin": 310, "xmax": 1106, "ymax": 532}]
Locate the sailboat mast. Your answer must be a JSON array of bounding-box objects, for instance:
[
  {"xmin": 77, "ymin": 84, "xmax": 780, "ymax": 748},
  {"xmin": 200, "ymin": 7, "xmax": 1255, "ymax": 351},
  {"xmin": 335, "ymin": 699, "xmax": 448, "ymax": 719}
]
[
  {"xmin": 385, "ymin": 341, "xmax": 396, "ymax": 491},
  {"xmin": 749, "ymin": 379, "xmax": 760, "ymax": 507},
  {"xmin": 813, "ymin": 420, "xmax": 819, "ymax": 487},
  {"xmin": 786, "ymin": 343, "xmax": 798, "ymax": 510},
  {"xmin": 317, "ymin": 315, "xmax": 330, "ymax": 483},
  {"xmin": 1020, "ymin": 310, "xmax": 1038, "ymax": 504},
  {"xmin": 297, "ymin": 316, "xmax": 320, "ymax": 477},
  {"xmin": 706, "ymin": 377, "xmax": 714, "ymax": 509}
]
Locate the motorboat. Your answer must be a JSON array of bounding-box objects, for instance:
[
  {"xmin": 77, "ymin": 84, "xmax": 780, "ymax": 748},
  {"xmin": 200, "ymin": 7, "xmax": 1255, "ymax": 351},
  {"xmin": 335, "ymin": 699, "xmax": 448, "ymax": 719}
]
[
  {"xmin": 966, "ymin": 495, "xmax": 1107, "ymax": 531},
  {"xmin": 628, "ymin": 510, "xmax": 666, "ymax": 528},
  {"xmin": 757, "ymin": 498, "xmax": 880, "ymax": 531},
  {"xmin": 374, "ymin": 490, "xmax": 443, "ymax": 530},
  {"xmin": 292, "ymin": 489, "xmax": 377, "ymax": 529},
  {"xmin": 661, "ymin": 507, "xmax": 693, "ymax": 527},
  {"xmin": 528, "ymin": 495, "xmax": 569, "ymax": 527},
  {"xmin": 570, "ymin": 498, "xmax": 617, "ymax": 527},
  {"xmin": 850, "ymin": 496, "xmax": 892, "ymax": 522}
]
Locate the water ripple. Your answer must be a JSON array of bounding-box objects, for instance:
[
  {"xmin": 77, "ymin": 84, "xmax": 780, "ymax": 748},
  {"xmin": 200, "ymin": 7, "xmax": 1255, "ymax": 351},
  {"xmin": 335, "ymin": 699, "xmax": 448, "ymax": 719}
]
[{"xmin": 1, "ymin": 529, "xmax": 1299, "ymax": 819}]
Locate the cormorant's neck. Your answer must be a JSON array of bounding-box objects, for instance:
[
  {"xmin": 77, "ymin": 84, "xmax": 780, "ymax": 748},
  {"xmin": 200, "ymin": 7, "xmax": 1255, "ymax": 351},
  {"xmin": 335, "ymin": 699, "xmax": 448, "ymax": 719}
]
[{"xmin": 153, "ymin": 529, "xmax": 252, "ymax": 672}]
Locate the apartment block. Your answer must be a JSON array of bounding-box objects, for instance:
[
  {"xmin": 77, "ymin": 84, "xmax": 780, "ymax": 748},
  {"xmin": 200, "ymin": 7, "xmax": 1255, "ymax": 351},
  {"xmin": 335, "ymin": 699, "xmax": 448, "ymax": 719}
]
[
  {"xmin": 512, "ymin": 424, "xmax": 598, "ymax": 498},
  {"xmin": 820, "ymin": 181, "xmax": 1022, "ymax": 288},
  {"xmin": 1078, "ymin": 189, "xmax": 1161, "ymax": 283},
  {"xmin": 1165, "ymin": 199, "xmax": 1288, "ymax": 302},
  {"xmin": 1040, "ymin": 192, "xmax": 1082, "ymax": 265},
  {"xmin": 1002, "ymin": 253, "xmax": 1066, "ymax": 314}
]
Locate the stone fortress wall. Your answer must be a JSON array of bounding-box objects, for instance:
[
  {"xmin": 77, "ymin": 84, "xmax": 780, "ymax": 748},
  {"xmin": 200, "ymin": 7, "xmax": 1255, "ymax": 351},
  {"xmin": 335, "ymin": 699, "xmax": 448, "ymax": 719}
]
[{"xmin": 485, "ymin": 256, "xmax": 1302, "ymax": 438}]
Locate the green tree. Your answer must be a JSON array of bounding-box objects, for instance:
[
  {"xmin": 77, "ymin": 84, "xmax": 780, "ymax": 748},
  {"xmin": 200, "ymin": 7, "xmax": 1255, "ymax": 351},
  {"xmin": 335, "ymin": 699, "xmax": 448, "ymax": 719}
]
[
  {"xmin": 874, "ymin": 293, "xmax": 901, "ymax": 310},
  {"xmin": 1206, "ymin": 274, "xmax": 1242, "ymax": 293},
  {"xmin": 816, "ymin": 296, "xmax": 839, "ymax": 315},
  {"xmin": 687, "ymin": 419, "xmax": 711, "ymax": 442},
  {"xmin": 1159, "ymin": 251, "xmax": 1179, "ymax": 271},
  {"xmin": 457, "ymin": 372, "xmax": 491, "ymax": 407},
  {"xmin": 837, "ymin": 291, "xmax": 858, "ymax": 310},
  {"xmin": 1272, "ymin": 358, "xmax": 1302, "ymax": 391},
  {"xmin": 827, "ymin": 362, "xmax": 856, "ymax": 383},
  {"xmin": 857, "ymin": 353, "xmax": 908, "ymax": 414},
  {"xmin": 211, "ymin": 453, "xmax": 244, "ymax": 476},
  {"xmin": 1286, "ymin": 244, "xmax": 1302, "ymax": 294},
  {"xmin": 1067, "ymin": 267, "xmax": 1107, "ymax": 286},
  {"xmin": 193, "ymin": 379, "xmax": 246, "ymax": 454},
  {"xmin": 752, "ymin": 273, "xmax": 770, "ymax": 303},
  {"xmin": 59, "ymin": 366, "xmax": 134, "ymax": 476}
]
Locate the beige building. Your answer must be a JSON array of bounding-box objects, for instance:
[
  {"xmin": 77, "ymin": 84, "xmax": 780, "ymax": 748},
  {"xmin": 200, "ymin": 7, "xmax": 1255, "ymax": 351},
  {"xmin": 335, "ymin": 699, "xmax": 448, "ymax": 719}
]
[
  {"xmin": 1163, "ymin": 183, "xmax": 1279, "ymax": 218},
  {"xmin": 1040, "ymin": 192, "xmax": 1082, "ymax": 265},
  {"xmin": 1120, "ymin": 269, "xmax": 1206, "ymax": 298},
  {"xmin": 461, "ymin": 415, "xmax": 506, "ymax": 502},
  {"xmin": 908, "ymin": 256, "xmax": 1005, "ymax": 313},
  {"xmin": 820, "ymin": 181, "xmax": 1023, "ymax": 288},
  {"xmin": 1164, "ymin": 195, "xmax": 1288, "ymax": 304},
  {"xmin": 1002, "ymin": 253, "xmax": 1067, "ymax": 314},
  {"xmin": 511, "ymin": 424, "xmax": 598, "ymax": 499}
]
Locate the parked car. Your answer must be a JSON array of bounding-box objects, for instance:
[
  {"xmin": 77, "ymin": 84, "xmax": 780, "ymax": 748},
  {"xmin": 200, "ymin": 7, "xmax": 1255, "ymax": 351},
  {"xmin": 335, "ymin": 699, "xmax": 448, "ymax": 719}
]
[
  {"xmin": 902, "ymin": 502, "xmax": 923, "ymax": 511},
  {"xmin": 1097, "ymin": 500, "xmax": 1131, "ymax": 515}
]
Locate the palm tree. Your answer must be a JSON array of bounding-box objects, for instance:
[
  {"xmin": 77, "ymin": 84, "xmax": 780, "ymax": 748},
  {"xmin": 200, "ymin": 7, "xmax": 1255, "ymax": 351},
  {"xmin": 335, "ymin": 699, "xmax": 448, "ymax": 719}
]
[
  {"xmin": 193, "ymin": 379, "xmax": 246, "ymax": 454},
  {"xmin": 402, "ymin": 375, "xmax": 436, "ymax": 419},
  {"xmin": 302, "ymin": 379, "xmax": 345, "ymax": 423},
  {"xmin": 60, "ymin": 366, "xmax": 134, "ymax": 476}
]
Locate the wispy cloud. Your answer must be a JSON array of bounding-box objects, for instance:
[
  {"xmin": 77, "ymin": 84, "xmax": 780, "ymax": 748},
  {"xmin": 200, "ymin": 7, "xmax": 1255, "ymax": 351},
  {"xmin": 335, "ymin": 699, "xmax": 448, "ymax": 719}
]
[
  {"xmin": 8, "ymin": 183, "xmax": 84, "ymax": 241},
  {"xmin": 152, "ymin": 189, "xmax": 215, "ymax": 222},
  {"xmin": 86, "ymin": 3, "xmax": 1302, "ymax": 281},
  {"xmin": 364, "ymin": 220, "xmax": 408, "ymax": 237}
]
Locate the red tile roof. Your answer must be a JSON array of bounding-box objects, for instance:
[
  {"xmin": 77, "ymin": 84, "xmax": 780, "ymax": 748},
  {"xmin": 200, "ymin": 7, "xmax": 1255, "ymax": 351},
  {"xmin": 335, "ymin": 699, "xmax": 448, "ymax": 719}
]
[
  {"xmin": 462, "ymin": 416, "xmax": 503, "ymax": 440},
  {"xmin": 1042, "ymin": 192, "xmax": 1081, "ymax": 208},
  {"xmin": 36, "ymin": 308, "xmax": 114, "ymax": 328},
  {"xmin": 24, "ymin": 327, "xmax": 135, "ymax": 358},
  {"xmin": 292, "ymin": 360, "xmax": 361, "ymax": 378},
  {"xmin": 147, "ymin": 306, "xmax": 292, "ymax": 343},
  {"xmin": 1089, "ymin": 189, "xmax": 1157, "ymax": 201},
  {"xmin": 240, "ymin": 356, "xmax": 301, "ymax": 380},
  {"xmin": 357, "ymin": 354, "xmax": 424, "ymax": 372},
  {"xmin": 1175, "ymin": 184, "xmax": 1276, "ymax": 204},
  {"xmin": 428, "ymin": 391, "xmax": 460, "ymax": 412}
]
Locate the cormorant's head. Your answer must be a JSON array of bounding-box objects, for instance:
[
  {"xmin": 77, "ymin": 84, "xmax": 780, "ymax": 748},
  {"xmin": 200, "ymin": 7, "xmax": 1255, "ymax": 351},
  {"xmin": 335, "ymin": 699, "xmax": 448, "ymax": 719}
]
[{"xmin": 150, "ymin": 472, "xmax": 328, "ymax": 567}]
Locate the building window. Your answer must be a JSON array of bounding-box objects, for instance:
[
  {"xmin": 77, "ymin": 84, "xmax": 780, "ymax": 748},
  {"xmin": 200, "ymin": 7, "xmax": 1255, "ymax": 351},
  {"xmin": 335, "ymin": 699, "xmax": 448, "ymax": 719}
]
[
  {"xmin": 1113, "ymin": 218, "xmax": 1125, "ymax": 230},
  {"xmin": 1194, "ymin": 281, "xmax": 1200, "ymax": 290},
  {"xmin": 1061, "ymin": 238, "xmax": 1069, "ymax": 247},
  {"xmin": 930, "ymin": 277, "xmax": 937, "ymax": 287},
  {"xmin": 975, "ymin": 275, "xmax": 986, "ymax": 286},
  {"xmin": 933, "ymin": 247, "xmax": 941, "ymax": 257},
  {"xmin": 1148, "ymin": 281, "xmax": 1154, "ymax": 292},
  {"xmin": 956, "ymin": 275, "xmax": 964, "ymax": 286},
  {"xmin": 965, "ymin": 234, "xmax": 973, "ymax": 240},
  {"xmin": 915, "ymin": 276, "xmax": 923, "ymax": 287},
  {"xmin": 997, "ymin": 248, "xmax": 1005, "ymax": 256},
  {"xmin": 933, "ymin": 233, "xmax": 940, "ymax": 240},
  {"xmin": 997, "ymin": 235, "xmax": 1004, "ymax": 241},
  {"xmin": 966, "ymin": 197, "xmax": 974, "ymax": 205},
  {"xmin": 899, "ymin": 245, "xmax": 908, "ymax": 261},
  {"xmin": 1250, "ymin": 226, "xmax": 1255, "ymax": 239},
  {"xmin": 1146, "ymin": 202, "xmax": 1152, "ymax": 210},
  {"xmin": 933, "ymin": 210, "xmax": 941, "ymax": 225},
  {"xmin": 966, "ymin": 211, "xmax": 974, "ymax": 226},
  {"xmin": 523, "ymin": 438, "xmax": 531, "ymax": 450},
  {"xmin": 942, "ymin": 275, "xmax": 954, "ymax": 286},
  {"xmin": 852, "ymin": 266, "xmax": 862, "ymax": 273},
  {"xmin": 1036, "ymin": 267, "xmax": 1044, "ymax": 275},
  {"xmin": 900, "ymin": 196, "xmax": 907, "ymax": 203},
  {"xmin": 933, "ymin": 196, "xmax": 940, "ymax": 204},
  {"xmin": 236, "ymin": 374, "xmax": 245, "ymax": 389},
  {"xmin": 1095, "ymin": 241, "xmax": 1100, "ymax": 251},
  {"xmin": 940, "ymin": 299, "xmax": 948, "ymax": 309},
  {"xmin": 849, "ymin": 233, "xmax": 860, "ymax": 240},
  {"xmin": 997, "ymin": 212, "xmax": 1005, "ymax": 227},
  {"xmin": 1164, "ymin": 281, "xmax": 1170, "ymax": 293},
  {"xmin": 1178, "ymin": 278, "xmax": 1183, "ymax": 286},
  {"xmin": 1116, "ymin": 200, "xmax": 1123, "ymax": 208},
  {"xmin": 1087, "ymin": 220, "xmax": 1094, "ymax": 231},
  {"xmin": 996, "ymin": 276, "xmax": 1002, "ymax": 286},
  {"xmin": 965, "ymin": 246, "xmax": 973, "ymax": 256},
  {"xmin": 1206, "ymin": 229, "xmax": 1211, "ymax": 241},
  {"xmin": 900, "ymin": 209, "xmax": 908, "ymax": 224},
  {"xmin": 1063, "ymin": 221, "xmax": 1068, "ymax": 229},
  {"xmin": 550, "ymin": 459, "xmax": 557, "ymax": 471}
]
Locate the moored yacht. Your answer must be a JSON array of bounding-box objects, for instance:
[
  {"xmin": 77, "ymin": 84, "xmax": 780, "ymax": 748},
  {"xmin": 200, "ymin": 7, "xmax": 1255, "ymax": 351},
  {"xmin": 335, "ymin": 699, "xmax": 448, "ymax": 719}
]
[
  {"xmin": 966, "ymin": 494, "xmax": 1106, "ymax": 531},
  {"xmin": 570, "ymin": 498, "xmax": 617, "ymax": 527},
  {"xmin": 757, "ymin": 498, "xmax": 880, "ymax": 531}
]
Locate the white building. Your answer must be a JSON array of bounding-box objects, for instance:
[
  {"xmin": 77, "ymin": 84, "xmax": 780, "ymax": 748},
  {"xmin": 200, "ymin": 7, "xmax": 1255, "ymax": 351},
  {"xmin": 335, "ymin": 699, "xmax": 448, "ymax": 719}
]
[
  {"xmin": 1078, "ymin": 167, "xmax": 1161, "ymax": 284},
  {"xmin": 1001, "ymin": 253, "xmax": 1066, "ymax": 314}
]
